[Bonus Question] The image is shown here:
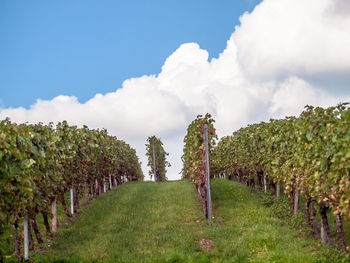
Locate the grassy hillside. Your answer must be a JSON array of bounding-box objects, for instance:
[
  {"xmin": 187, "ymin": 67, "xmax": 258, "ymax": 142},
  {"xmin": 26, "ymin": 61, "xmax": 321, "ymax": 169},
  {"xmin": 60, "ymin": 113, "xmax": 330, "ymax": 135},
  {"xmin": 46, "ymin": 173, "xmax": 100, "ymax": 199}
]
[{"xmin": 30, "ymin": 179, "xmax": 346, "ymax": 263}]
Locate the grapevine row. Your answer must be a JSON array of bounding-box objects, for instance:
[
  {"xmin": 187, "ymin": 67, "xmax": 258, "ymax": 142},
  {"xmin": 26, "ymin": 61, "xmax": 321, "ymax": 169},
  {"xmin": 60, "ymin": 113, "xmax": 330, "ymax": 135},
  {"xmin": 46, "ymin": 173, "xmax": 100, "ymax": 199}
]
[
  {"xmin": 182, "ymin": 114, "xmax": 217, "ymax": 219},
  {"xmin": 145, "ymin": 136, "xmax": 170, "ymax": 182},
  {"xmin": 0, "ymin": 119, "xmax": 143, "ymax": 261},
  {"xmin": 213, "ymin": 103, "xmax": 350, "ymax": 250}
]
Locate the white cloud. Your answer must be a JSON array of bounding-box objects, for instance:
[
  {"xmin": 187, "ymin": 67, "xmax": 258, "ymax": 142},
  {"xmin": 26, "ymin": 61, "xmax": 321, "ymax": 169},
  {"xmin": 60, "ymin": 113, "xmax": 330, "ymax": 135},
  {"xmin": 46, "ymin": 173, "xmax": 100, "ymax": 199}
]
[
  {"xmin": 269, "ymin": 77, "xmax": 340, "ymax": 117},
  {"xmin": 1, "ymin": 0, "xmax": 350, "ymax": 180},
  {"xmin": 234, "ymin": 0, "xmax": 350, "ymax": 80}
]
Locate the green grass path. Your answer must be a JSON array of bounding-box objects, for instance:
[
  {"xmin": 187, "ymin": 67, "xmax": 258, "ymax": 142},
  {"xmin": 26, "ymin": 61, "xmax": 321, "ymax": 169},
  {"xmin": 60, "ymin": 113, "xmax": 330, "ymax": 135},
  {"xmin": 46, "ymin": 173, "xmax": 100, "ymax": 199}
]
[{"xmin": 32, "ymin": 179, "xmax": 342, "ymax": 262}]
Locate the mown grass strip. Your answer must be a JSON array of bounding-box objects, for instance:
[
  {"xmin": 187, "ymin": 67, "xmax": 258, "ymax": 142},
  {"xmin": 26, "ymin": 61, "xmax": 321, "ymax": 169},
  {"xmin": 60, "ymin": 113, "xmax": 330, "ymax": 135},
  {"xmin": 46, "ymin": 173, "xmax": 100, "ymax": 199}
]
[{"xmin": 28, "ymin": 179, "xmax": 348, "ymax": 263}]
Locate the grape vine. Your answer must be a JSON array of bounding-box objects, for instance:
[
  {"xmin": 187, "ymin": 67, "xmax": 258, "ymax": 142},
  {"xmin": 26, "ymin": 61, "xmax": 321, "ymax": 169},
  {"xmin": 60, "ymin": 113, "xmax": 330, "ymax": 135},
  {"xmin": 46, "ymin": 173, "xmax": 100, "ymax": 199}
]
[
  {"xmin": 182, "ymin": 114, "xmax": 217, "ymax": 219},
  {"xmin": 145, "ymin": 136, "xmax": 170, "ymax": 182},
  {"xmin": 213, "ymin": 103, "xmax": 350, "ymax": 250},
  {"xmin": 0, "ymin": 119, "xmax": 143, "ymax": 261}
]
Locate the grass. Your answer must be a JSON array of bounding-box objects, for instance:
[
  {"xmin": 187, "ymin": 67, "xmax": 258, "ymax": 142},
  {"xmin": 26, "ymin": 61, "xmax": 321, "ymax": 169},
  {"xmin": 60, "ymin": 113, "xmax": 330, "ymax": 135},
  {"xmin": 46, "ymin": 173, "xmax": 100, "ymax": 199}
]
[
  {"xmin": 8, "ymin": 179, "xmax": 349, "ymax": 262},
  {"xmin": 208, "ymin": 180, "xmax": 348, "ymax": 263},
  {"xmin": 31, "ymin": 181, "xmax": 207, "ymax": 262}
]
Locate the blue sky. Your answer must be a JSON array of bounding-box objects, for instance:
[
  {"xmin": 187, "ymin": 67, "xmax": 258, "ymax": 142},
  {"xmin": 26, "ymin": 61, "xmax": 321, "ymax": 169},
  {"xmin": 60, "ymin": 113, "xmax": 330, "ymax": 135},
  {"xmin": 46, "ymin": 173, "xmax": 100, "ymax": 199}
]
[{"xmin": 0, "ymin": 0, "xmax": 261, "ymax": 108}]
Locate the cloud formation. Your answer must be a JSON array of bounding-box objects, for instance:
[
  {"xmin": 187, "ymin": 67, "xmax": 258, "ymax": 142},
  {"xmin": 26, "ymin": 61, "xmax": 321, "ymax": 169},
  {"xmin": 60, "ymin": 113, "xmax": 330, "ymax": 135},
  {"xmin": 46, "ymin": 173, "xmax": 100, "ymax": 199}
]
[
  {"xmin": 234, "ymin": 0, "xmax": 350, "ymax": 80},
  {"xmin": 1, "ymin": 0, "xmax": 349, "ymax": 180}
]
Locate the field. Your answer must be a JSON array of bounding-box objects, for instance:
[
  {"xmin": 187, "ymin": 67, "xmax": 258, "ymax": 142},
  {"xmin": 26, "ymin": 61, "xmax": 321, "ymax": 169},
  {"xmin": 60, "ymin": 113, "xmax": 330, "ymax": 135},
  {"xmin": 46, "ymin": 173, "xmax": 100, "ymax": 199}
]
[{"xmin": 24, "ymin": 179, "xmax": 348, "ymax": 263}]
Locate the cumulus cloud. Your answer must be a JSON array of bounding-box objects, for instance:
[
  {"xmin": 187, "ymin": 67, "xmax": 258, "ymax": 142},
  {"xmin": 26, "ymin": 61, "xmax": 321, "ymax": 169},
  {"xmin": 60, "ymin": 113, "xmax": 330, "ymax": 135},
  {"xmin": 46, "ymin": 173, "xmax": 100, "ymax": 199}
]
[
  {"xmin": 269, "ymin": 77, "xmax": 341, "ymax": 117},
  {"xmin": 234, "ymin": 0, "xmax": 350, "ymax": 80},
  {"xmin": 1, "ymin": 0, "xmax": 349, "ymax": 180}
]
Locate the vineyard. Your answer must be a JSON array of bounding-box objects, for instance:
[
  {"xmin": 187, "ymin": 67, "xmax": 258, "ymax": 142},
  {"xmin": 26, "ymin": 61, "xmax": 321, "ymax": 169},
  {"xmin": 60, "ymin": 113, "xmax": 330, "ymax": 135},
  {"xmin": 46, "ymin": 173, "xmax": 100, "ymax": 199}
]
[
  {"xmin": 182, "ymin": 114, "xmax": 217, "ymax": 219},
  {"xmin": 0, "ymin": 119, "xmax": 143, "ymax": 261},
  {"xmin": 211, "ymin": 103, "xmax": 350, "ymax": 250},
  {"xmin": 0, "ymin": 102, "xmax": 350, "ymax": 262},
  {"xmin": 145, "ymin": 136, "xmax": 170, "ymax": 182},
  {"xmin": 24, "ymin": 180, "xmax": 350, "ymax": 262}
]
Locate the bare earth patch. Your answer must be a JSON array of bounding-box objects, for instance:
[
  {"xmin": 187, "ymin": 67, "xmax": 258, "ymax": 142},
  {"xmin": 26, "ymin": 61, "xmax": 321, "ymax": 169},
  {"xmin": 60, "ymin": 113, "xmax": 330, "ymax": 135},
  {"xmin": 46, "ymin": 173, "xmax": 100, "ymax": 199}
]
[
  {"xmin": 184, "ymin": 219, "xmax": 201, "ymax": 225},
  {"xmin": 199, "ymin": 237, "xmax": 214, "ymax": 251}
]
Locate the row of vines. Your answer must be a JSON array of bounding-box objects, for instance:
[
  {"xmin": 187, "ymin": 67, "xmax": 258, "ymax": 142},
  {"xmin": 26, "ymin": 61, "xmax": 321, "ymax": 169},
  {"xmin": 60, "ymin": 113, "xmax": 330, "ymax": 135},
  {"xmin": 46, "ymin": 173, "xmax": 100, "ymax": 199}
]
[
  {"xmin": 212, "ymin": 103, "xmax": 350, "ymax": 251},
  {"xmin": 0, "ymin": 119, "xmax": 143, "ymax": 261},
  {"xmin": 145, "ymin": 136, "xmax": 170, "ymax": 182},
  {"xmin": 182, "ymin": 114, "xmax": 217, "ymax": 219}
]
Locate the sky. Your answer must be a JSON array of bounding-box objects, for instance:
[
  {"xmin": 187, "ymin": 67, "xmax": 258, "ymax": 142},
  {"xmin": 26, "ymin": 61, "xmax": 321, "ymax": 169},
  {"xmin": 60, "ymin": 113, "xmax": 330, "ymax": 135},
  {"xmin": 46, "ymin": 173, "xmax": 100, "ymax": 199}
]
[
  {"xmin": 0, "ymin": 0, "xmax": 261, "ymax": 108},
  {"xmin": 1, "ymin": 0, "xmax": 350, "ymax": 180}
]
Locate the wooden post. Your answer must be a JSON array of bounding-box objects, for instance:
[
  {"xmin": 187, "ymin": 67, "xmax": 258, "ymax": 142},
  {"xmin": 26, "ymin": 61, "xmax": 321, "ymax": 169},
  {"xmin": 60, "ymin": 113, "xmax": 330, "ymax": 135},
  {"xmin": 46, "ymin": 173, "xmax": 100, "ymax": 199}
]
[
  {"xmin": 263, "ymin": 175, "xmax": 267, "ymax": 193},
  {"xmin": 52, "ymin": 198, "xmax": 58, "ymax": 232},
  {"xmin": 95, "ymin": 179, "xmax": 98, "ymax": 195},
  {"xmin": 293, "ymin": 188, "xmax": 300, "ymax": 215},
  {"xmin": 204, "ymin": 124, "xmax": 212, "ymax": 223},
  {"xmin": 276, "ymin": 183, "xmax": 280, "ymax": 199},
  {"xmin": 109, "ymin": 175, "xmax": 112, "ymax": 190},
  {"xmin": 24, "ymin": 217, "xmax": 29, "ymax": 260},
  {"xmin": 320, "ymin": 220, "xmax": 326, "ymax": 243},
  {"xmin": 70, "ymin": 188, "xmax": 74, "ymax": 215},
  {"xmin": 152, "ymin": 138, "xmax": 157, "ymax": 182}
]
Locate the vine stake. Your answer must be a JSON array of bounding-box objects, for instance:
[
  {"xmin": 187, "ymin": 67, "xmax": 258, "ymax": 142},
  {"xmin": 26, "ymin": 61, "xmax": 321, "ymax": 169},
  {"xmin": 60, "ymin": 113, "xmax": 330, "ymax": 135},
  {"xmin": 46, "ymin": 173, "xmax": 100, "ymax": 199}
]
[
  {"xmin": 152, "ymin": 138, "xmax": 156, "ymax": 182},
  {"xmin": 70, "ymin": 188, "xmax": 74, "ymax": 215},
  {"xmin": 204, "ymin": 124, "xmax": 212, "ymax": 223},
  {"xmin": 24, "ymin": 217, "xmax": 29, "ymax": 260}
]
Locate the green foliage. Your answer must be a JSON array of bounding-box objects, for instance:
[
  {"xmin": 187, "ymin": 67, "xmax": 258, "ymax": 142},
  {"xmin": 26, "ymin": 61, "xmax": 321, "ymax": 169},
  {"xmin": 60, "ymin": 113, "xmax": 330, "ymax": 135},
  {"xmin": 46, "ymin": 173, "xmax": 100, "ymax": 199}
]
[
  {"xmin": 259, "ymin": 193, "xmax": 307, "ymax": 230},
  {"xmin": 0, "ymin": 119, "xmax": 143, "ymax": 259},
  {"xmin": 182, "ymin": 113, "xmax": 217, "ymax": 185},
  {"xmin": 182, "ymin": 114, "xmax": 217, "ymax": 218},
  {"xmin": 213, "ymin": 103, "xmax": 350, "ymax": 218},
  {"xmin": 145, "ymin": 136, "xmax": 170, "ymax": 182}
]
